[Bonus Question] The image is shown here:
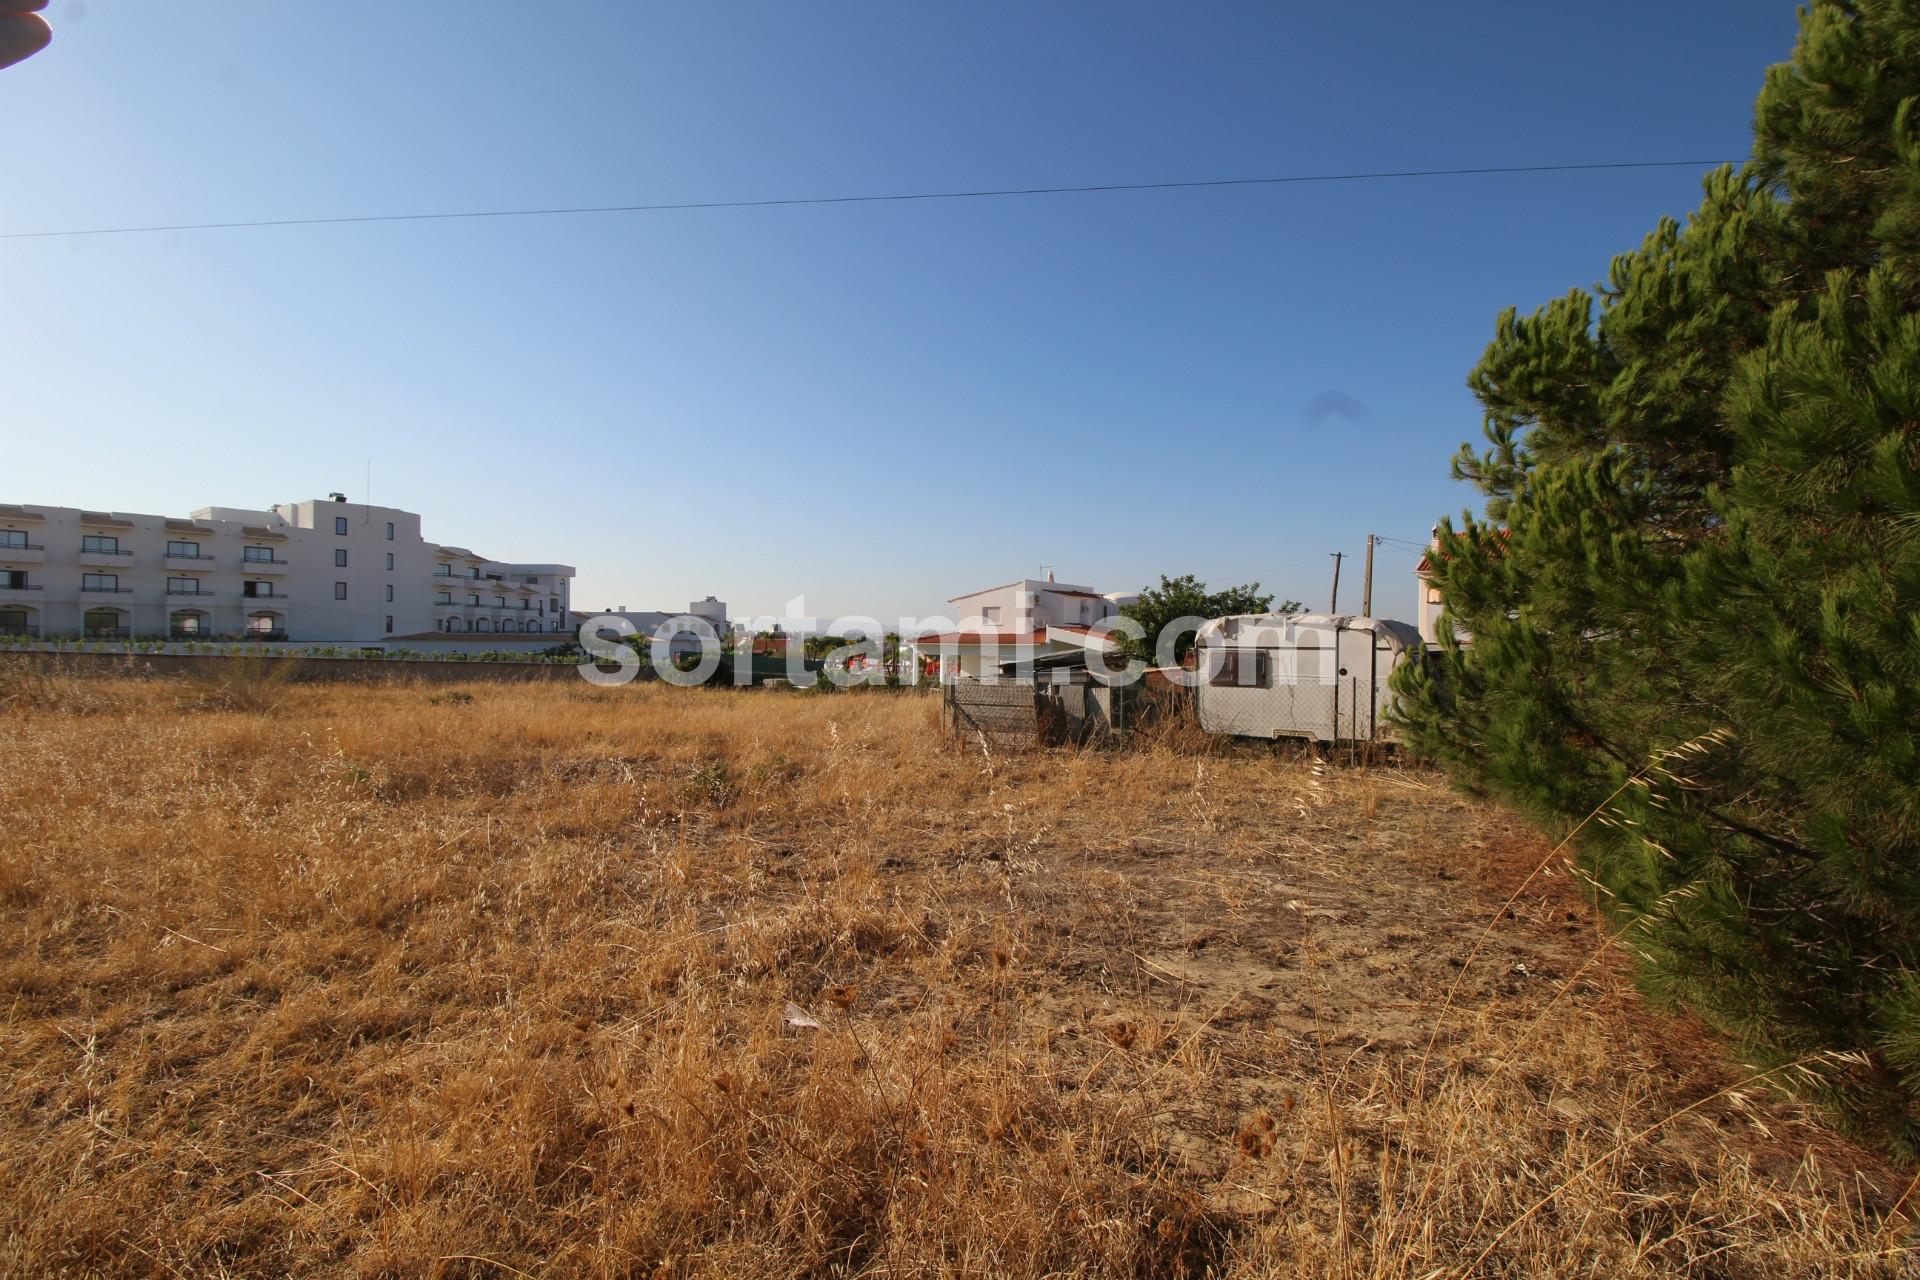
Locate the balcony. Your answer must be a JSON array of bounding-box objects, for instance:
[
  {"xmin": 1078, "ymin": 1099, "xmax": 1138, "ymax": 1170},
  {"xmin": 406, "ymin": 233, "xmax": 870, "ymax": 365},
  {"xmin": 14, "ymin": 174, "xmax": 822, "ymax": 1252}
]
[
  {"xmin": 0, "ymin": 582, "xmax": 43, "ymax": 593},
  {"xmin": 79, "ymin": 584, "xmax": 134, "ymax": 595},
  {"xmin": 78, "ymin": 547, "xmax": 134, "ymax": 568},
  {"xmin": 241, "ymin": 555, "xmax": 290, "ymax": 573},
  {"xmin": 0, "ymin": 624, "xmax": 40, "ymax": 637},
  {"xmin": 0, "ymin": 543, "xmax": 44, "ymax": 565},
  {"xmin": 167, "ymin": 588, "xmax": 217, "ymax": 597},
  {"xmin": 165, "ymin": 553, "xmax": 218, "ymax": 570},
  {"xmin": 242, "ymin": 591, "xmax": 289, "ymax": 602},
  {"xmin": 83, "ymin": 627, "xmax": 132, "ymax": 640}
]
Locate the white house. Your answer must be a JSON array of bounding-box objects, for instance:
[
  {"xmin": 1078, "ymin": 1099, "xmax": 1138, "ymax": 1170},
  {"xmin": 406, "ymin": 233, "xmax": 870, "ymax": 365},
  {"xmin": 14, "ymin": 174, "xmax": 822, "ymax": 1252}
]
[
  {"xmin": 1415, "ymin": 526, "xmax": 1485, "ymax": 646},
  {"xmin": 570, "ymin": 596, "xmax": 731, "ymax": 657},
  {"xmin": 910, "ymin": 574, "xmax": 1137, "ymax": 679},
  {"xmin": 0, "ymin": 495, "xmax": 574, "ymax": 644}
]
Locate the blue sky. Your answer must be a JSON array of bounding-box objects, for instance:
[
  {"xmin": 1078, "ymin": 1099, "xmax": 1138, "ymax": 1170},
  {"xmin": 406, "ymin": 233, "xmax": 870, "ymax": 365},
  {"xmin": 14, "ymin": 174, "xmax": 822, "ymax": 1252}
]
[{"xmin": 2, "ymin": 2, "xmax": 1799, "ymax": 626}]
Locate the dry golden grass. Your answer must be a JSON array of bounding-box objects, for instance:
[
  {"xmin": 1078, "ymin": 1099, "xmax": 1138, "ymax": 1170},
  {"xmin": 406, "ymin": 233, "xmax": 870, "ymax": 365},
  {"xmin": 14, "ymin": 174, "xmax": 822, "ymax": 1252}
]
[{"xmin": 0, "ymin": 664, "xmax": 1909, "ymax": 1278}]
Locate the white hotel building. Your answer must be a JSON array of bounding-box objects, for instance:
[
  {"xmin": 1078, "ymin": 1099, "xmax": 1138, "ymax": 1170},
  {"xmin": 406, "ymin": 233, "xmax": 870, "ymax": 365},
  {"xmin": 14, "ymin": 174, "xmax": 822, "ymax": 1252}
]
[{"xmin": 0, "ymin": 495, "xmax": 574, "ymax": 644}]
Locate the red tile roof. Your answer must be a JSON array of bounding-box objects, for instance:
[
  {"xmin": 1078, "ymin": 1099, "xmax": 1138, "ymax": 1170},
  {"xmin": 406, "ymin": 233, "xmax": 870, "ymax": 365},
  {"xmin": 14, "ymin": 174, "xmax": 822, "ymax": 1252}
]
[{"xmin": 1416, "ymin": 528, "xmax": 1508, "ymax": 574}]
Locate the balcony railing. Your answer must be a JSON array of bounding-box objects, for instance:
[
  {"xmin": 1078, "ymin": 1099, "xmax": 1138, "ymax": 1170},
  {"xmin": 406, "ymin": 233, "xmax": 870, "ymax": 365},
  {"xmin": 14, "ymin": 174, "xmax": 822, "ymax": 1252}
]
[
  {"xmin": 0, "ymin": 543, "xmax": 44, "ymax": 552},
  {"xmin": 0, "ymin": 583, "xmax": 43, "ymax": 591},
  {"xmin": 80, "ymin": 548, "xmax": 132, "ymax": 556},
  {"xmin": 245, "ymin": 630, "xmax": 289, "ymax": 642},
  {"xmin": 84, "ymin": 627, "xmax": 132, "ymax": 639},
  {"xmin": 0, "ymin": 624, "xmax": 40, "ymax": 637},
  {"xmin": 242, "ymin": 556, "xmax": 289, "ymax": 567},
  {"xmin": 167, "ymin": 588, "xmax": 215, "ymax": 596},
  {"xmin": 242, "ymin": 591, "xmax": 287, "ymax": 600},
  {"xmin": 165, "ymin": 553, "xmax": 217, "ymax": 561},
  {"xmin": 80, "ymin": 586, "xmax": 134, "ymax": 593}
]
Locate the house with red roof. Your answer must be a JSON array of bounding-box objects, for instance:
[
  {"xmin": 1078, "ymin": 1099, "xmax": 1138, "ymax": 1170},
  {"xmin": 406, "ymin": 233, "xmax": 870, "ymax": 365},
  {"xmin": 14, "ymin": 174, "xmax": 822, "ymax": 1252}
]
[
  {"xmin": 1415, "ymin": 526, "xmax": 1506, "ymax": 646},
  {"xmin": 909, "ymin": 572, "xmax": 1138, "ymax": 679}
]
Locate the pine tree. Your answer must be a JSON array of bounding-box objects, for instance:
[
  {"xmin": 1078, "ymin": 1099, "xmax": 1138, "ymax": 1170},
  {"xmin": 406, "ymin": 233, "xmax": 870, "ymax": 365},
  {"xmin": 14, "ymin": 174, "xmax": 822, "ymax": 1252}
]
[{"xmin": 1395, "ymin": 0, "xmax": 1920, "ymax": 1150}]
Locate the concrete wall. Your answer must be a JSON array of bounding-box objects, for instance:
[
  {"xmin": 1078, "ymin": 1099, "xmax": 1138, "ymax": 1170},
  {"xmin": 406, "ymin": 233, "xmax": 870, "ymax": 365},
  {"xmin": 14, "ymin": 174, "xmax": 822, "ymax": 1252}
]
[{"xmin": 4, "ymin": 649, "xmax": 594, "ymax": 684}]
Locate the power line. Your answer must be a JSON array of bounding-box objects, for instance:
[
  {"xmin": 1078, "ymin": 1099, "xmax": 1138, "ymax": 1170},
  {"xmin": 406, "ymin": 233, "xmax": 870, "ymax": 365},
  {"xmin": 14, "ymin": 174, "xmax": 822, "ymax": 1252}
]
[{"xmin": 0, "ymin": 158, "xmax": 1746, "ymax": 242}]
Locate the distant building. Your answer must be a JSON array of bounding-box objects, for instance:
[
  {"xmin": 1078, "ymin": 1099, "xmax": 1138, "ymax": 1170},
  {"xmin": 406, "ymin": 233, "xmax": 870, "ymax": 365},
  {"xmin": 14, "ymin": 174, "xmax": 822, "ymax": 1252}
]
[
  {"xmin": 0, "ymin": 496, "xmax": 573, "ymax": 643},
  {"xmin": 571, "ymin": 596, "xmax": 730, "ymax": 657},
  {"xmin": 1415, "ymin": 549, "xmax": 1444, "ymax": 644},
  {"xmin": 1415, "ymin": 527, "xmax": 1484, "ymax": 646},
  {"xmin": 910, "ymin": 574, "xmax": 1135, "ymax": 679}
]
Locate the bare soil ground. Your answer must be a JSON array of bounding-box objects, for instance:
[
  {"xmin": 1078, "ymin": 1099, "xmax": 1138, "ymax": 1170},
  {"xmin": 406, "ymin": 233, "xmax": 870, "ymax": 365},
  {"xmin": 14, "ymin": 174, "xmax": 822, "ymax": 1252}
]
[{"xmin": 0, "ymin": 666, "xmax": 1908, "ymax": 1277}]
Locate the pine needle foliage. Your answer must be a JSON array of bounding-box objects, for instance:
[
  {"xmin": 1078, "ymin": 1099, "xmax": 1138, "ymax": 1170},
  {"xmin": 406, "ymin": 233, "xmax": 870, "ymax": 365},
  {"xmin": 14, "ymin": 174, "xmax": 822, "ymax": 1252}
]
[{"xmin": 1393, "ymin": 0, "xmax": 1920, "ymax": 1153}]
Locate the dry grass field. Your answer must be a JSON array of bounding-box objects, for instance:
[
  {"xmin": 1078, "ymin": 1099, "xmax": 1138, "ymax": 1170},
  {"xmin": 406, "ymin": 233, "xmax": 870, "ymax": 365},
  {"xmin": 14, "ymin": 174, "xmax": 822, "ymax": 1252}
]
[{"xmin": 0, "ymin": 662, "xmax": 1911, "ymax": 1278}]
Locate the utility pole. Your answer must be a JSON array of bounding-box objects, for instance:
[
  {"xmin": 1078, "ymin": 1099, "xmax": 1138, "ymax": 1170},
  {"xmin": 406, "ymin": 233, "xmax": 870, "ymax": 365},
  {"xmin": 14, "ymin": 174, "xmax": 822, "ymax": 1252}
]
[
  {"xmin": 1361, "ymin": 534, "xmax": 1376, "ymax": 617},
  {"xmin": 1329, "ymin": 551, "xmax": 1344, "ymax": 613}
]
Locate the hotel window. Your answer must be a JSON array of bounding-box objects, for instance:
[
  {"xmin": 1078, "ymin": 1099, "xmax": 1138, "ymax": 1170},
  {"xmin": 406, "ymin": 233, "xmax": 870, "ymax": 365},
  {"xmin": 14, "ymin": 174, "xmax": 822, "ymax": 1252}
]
[
  {"xmin": 334, "ymin": 516, "xmax": 349, "ymax": 535},
  {"xmin": 385, "ymin": 615, "xmax": 394, "ymax": 632},
  {"xmin": 334, "ymin": 581, "xmax": 348, "ymax": 600},
  {"xmin": 467, "ymin": 566, "xmax": 480, "ymax": 579},
  {"xmin": 436, "ymin": 591, "xmax": 452, "ymax": 605},
  {"xmin": 167, "ymin": 577, "xmax": 201, "ymax": 594},
  {"xmin": 0, "ymin": 530, "xmax": 25, "ymax": 549},
  {"xmin": 243, "ymin": 545, "xmax": 276, "ymax": 563},
  {"xmin": 82, "ymin": 573, "xmax": 119, "ymax": 591},
  {"xmin": 166, "ymin": 540, "xmax": 201, "ymax": 558},
  {"xmin": 335, "ymin": 548, "xmax": 348, "ymax": 567},
  {"xmin": 466, "ymin": 594, "xmax": 479, "ymax": 606},
  {"xmin": 435, "ymin": 564, "xmax": 452, "ymax": 576},
  {"xmin": 244, "ymin": 581, "xmax": 274, "ymax": 597},
  {"xmin": 81, "ymin": 534, "xmax": 120, "ymax": 554},
  {"xmin": 385, "ymin": 584, "xmax": 394, "ymax": 602},
  {"xmin": 385, "ymin": 552, "xmax": 394, "ymax": 570},
  {"xmin": 493, "ymin": 595, "xmax": 505, "ymax": 607},
  {"xmin": 385, "ymin": 521, "xmax": 395, "ymax": 541},
  {"xmin": 981, "ymin": 606, "xmax": 1000, "ymax": 624},
  {"xmin": 0, "ymin": 570, "xmax": 26, "ymax": 589}
]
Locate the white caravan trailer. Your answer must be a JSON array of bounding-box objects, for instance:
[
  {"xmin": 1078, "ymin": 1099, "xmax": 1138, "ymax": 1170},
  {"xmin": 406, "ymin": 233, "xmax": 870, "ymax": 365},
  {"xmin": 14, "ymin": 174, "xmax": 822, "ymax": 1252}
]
[{"xmin": 1194, "ymin": 613, "xmax": 1424, "ymax": 744}]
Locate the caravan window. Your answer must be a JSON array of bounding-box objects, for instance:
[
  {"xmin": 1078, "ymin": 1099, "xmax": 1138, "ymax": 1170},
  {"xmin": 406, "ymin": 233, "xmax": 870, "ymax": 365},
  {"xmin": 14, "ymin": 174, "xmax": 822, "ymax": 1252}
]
[{"xmin": 1210, "ymin": 649, "xmax": 1270, "ymax": 688}]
